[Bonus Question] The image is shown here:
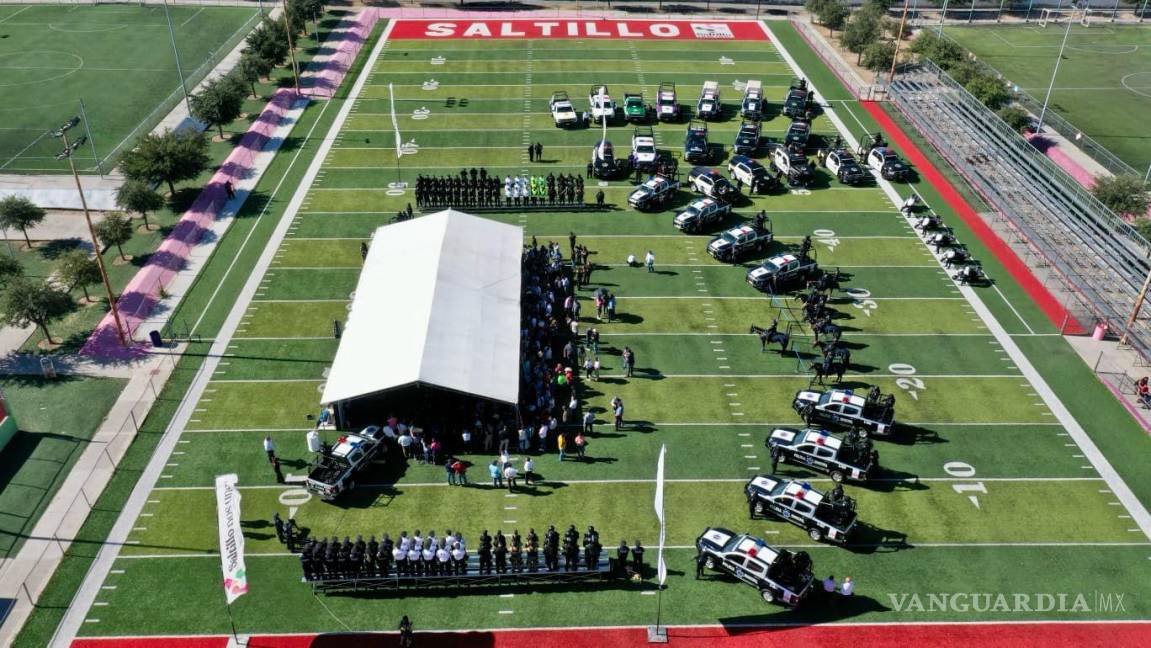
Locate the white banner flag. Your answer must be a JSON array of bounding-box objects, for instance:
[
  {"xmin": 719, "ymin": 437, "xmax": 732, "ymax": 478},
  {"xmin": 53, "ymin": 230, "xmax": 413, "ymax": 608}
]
[
  {"xmin": 388, "ymin": 82, "xmax": 403, "ymax": 159},
  {"xmin": 654, "ymin": 444, "xmax": 668, "ymax": 586},
  {"xmin": 215, "ymin": 474, "xmax": 248, "ymax": 604}
]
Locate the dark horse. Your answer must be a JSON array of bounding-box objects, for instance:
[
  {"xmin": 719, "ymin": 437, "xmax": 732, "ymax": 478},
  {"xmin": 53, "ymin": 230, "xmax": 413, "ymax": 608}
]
[
  {"xmin": 810, "ymin": 315, "xmax": 843, "ymax": 343},
  {"xmin": 809, "ymin": 353, "xmax": 848, "ymax": 386},
  {"xmin": 750, "ymin": 320, "xmax": 790, "ymax": 353}
]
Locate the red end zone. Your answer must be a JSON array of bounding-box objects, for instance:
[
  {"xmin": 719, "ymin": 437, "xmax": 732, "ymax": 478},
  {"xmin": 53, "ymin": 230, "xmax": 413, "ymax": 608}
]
[
  {"xmin": 71, "ymin": 622, "xmax": 1151, "ymax": 648},
  {"xmin": 389, "ymin": 19, "xmax": 767, "ymax": 40}
]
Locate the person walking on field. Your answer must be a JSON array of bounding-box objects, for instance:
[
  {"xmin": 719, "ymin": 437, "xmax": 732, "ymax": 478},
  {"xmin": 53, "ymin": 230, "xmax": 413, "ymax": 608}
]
[
  {"xmin": 557, "ymin": 432, "xmax": 567, "ymax": 461},
  {"xmin": 263, "ymin": 436, "xmax": 276, "ymax": 462},
  {"xmin": 645, "ymin": 250, "xmax": 655, "ymax": 273},
  {"xmin": 528, "ymin": 144, "xmax": 536, "ymax": 162}
]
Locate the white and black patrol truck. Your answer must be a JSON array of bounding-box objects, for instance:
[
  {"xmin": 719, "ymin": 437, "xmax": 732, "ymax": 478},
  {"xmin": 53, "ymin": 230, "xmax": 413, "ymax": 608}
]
[
  {"xmin": 728, "ymin": 155, "xmax": 776, "ymax": 194},
  {"xmin": 770, "ymin": 146, "xmax": 814, "ymax": 187},
  {"xmin": 784, "ymin": 120, "xmax": 811, "ymax": 151},
  {"xmin": 792, "ymin": 387, "xmax": 896, "ymax": 438},
  {"xmin": 708, "ymin": 224, "xmax": 772, "ymax": 262},
  {"xmin": 688, "ymin": 167, "xmax": 739, "ymax": 202},
  {"xmin": 305, "ymin": 426, "xmax": 387, "ymax": 500},
  {"xmin": 741, "ymin": 79, "xmax": 765, "ymax": 120},
  {"xmin": 549, "ymin": 91, "xmax": 579, "ymax": 128},
  {"xmin": 696, "ymin": 80, "xmax": 722, "ymax": 121},
  {"xmin": 733, "ymin": 121, "xmax": 761, "ymax": 156},
  {"xmin": 628, "ymin": 174, "xmax": 681, "ymax": 210},
  {"xmin": 695, "ymin": 527, "xmax": 815, "ymax": 606},
  {"xmin": 766, "ymin": 427, "xmax": 878, "ymax": 483},
  {"xmin": 745, "ymin": 476, "xmax": 859, "ymax": 544},
  {"xmin": 865, "ymin": 146, "xmax": 912, "ymax": 181},
  {"xmin": 674, "ymin": 197, "xmax": 730, "ymax": 233},
  {"xmin": 746, "ymin": 253, "xmax": 819, "ymax": 292},
  {"xmin": 822, "ymin": 148, "xmax": 870, "ymax": 185},
  {"xmin": 657, "ymin": 81, "xmax": 680, "ymax": 122}
]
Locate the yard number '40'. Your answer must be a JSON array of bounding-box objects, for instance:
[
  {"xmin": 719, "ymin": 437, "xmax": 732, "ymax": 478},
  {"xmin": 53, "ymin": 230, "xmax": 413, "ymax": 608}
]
[
  {"xmin": 813, "ymin": 228, "xmax": 839, "ymax": 251},
  {"xmin": 889, "ymin": 363, "xmax": 925, "ymax": 400},
  {"xmin": 846, "ymin": 287, "xmax": 877, "ymax": 316},
  {"xmin": 944, "ymin": 462, "xmax": 986, "ymax": 509}
]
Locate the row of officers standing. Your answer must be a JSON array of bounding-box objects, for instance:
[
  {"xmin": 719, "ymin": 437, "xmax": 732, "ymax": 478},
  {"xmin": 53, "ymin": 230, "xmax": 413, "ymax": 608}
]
[{"xmin": 300, "ymin": 526, "xmax": 646, "ymax": 580}]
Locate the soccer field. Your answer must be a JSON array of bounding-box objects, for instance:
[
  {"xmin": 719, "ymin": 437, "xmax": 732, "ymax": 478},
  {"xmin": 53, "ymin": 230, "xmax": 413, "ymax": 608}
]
[
  {"xmin": 0, "ymin": 4, "xmax": 259, "ymax": 173},
  {"xmin": 60, "ymin": 17, "xmax": 1151, "ymax": 644},
  {"xmin": 945, "ymin": 22, "xmax": 1151, "ymax": 173}
]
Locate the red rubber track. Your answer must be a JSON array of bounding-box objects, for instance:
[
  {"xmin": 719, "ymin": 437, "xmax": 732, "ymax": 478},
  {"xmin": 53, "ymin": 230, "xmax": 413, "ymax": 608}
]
[
  {"xmin": 858, "ymin": 101, "xmax": 1085, "ymax": 335},
  {"xmin": 72, "ymin": 622, "xmax": 1151, "ymax": 648}
]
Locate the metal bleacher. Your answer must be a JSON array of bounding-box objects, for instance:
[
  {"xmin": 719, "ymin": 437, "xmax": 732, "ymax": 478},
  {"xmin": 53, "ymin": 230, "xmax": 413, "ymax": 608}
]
[{"xmin": 888, "ymin": 61, "xmax": 1151, "ymax": 358}]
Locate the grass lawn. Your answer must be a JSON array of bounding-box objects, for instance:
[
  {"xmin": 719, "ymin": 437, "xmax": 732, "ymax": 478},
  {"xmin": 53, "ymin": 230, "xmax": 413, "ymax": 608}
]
[
  {"xmin": 0, "ymin": 375, "xmax": 125, "ymax": 559},
  {"xmin": 0, "ymin": 4, "xmax": 261, "ymax": 173},
  {"xmin": 945, "ymin": 23, "xmax": 1151, "ymax": 171}
]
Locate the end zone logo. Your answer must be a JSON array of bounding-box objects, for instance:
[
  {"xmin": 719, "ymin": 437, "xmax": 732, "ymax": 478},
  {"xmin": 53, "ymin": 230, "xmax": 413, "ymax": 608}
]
[{"xmin": 390, "ymin": 20, "xmax": 766, "ymax": 41}]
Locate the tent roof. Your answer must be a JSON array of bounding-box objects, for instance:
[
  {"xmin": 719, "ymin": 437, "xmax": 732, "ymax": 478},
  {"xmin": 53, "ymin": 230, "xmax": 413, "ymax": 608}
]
[{"xmin": 320, "ymin": 210, "xmax": 522, "ymax": 406}]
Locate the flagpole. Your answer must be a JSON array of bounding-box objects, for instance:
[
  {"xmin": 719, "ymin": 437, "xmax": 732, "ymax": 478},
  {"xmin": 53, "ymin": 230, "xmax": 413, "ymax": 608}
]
[
  {"xmin": 225, "ymin": 599, "xmax": 241, "ymax": 645},
  {"xmin": 648, "ymin": 444, "xmax": 668, "ymax": 643}
]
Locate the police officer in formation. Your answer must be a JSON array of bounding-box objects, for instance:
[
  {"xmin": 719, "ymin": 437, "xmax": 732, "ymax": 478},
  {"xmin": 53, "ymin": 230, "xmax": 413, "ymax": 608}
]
[{"xmin": 415, "ymin": 167, "xmax": 584, "ymax": 209}]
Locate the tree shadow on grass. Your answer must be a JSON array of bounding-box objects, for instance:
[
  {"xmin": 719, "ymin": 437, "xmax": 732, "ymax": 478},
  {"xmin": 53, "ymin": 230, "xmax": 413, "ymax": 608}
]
[{"xmin": 36, "ymin": 238, "xmax": 82, "ymax": 262}]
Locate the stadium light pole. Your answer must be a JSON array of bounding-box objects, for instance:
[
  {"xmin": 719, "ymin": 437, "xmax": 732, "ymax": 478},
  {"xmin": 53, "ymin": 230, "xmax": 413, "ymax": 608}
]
[
  {"xmin": 889, "ymin": 0, "xmax": 912, "ymax": 84},
  {"xmin": 162, "ymin": 0, "xmax": 191, "ymax": 113},
  {"xmin": 53, "ymin": 118, "xmax": 128, "ymax": 347},
  {"xmin": 1035, "ymin": 2, "xmax": 1078, "ymax": 134},
  {"xmin": 281, "ymin": 0, "xmax": 302, "ymax": 96}
]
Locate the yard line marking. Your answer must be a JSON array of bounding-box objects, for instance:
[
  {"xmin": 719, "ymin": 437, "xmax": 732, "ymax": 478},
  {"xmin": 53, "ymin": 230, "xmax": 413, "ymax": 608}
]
[
  {"xmin": 768, "ymin": 19, "xmax": 1151, "ymax": 541},
  {"xmin": 499, "ymin": 610, "xmax": 514, "ymax": 615}
]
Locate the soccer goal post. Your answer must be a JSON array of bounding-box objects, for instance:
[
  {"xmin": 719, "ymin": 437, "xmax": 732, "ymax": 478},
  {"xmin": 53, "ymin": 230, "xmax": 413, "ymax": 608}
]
[
  {"xmin": 1079, "ymin": 8, "xmax": 1093, "ymax": 26},
  {"xmin": 1039, "ymin": 8, "xmax": 1056, "ymax": 26}
]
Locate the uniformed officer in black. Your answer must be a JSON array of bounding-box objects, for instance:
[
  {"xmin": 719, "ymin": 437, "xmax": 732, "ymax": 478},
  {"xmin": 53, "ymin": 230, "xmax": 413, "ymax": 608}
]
[
  {"xmin": 526, "ymin": 529, "xmax": 540, "ymax": 572},
  {"xmin": 632, "ymin": 540, "xmax": 645, "ymax": 574},
  {"xmin": 479, "ymin": 530, "xmax": 493, "ymax": 574},
  {"xmin": 379, "ymin": 534, "xmax": 394, "ymax": 576},
  {"xmin": 273, "ymin": 512, "xmax": 286, "ymax": 544},
  {"xmin": 510, "ymin": 532, "xmax": 523, "ymax": 573},
  {"xmin": 595, "ymin": 189, "xmax": 605, "ymax": 207},
  {"xmin": 546, "ymin": 525, "xmax": 560, "ymax": 548},
  {"xmin": 565, "ymin": 525, "xmax": 579, "ymax": 547},
  {"xmin": 563, "ymin": 539, "xmax": 577, "ymax": 571},
  {"xmin": 494, "ymin": 531, "xmax": 508, "ymax": 573},
  {"xmin": 695, "ymin": 551, "xmax": 707, "ymax": 579},
  {"xmin": 544, "ymin": 539, "xmax": 559, "ymax": 571},
  {"xmin": 616, "ymin": 540, "xmax": 630, "ymax": 576}
]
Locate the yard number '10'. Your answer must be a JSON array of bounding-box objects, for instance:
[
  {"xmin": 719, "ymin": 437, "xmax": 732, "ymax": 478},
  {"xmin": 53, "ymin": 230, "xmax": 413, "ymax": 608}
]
[
  {"xmin": 944, "ymin": 461, "xmax": 986, "ymax": 509},
  {"xmin": 846, "ymin": 287, "xmax": 877, "ymax": 316},
  {"xmin": 889, "ymin": 363, "xmax": 925, "ymax": 400}
]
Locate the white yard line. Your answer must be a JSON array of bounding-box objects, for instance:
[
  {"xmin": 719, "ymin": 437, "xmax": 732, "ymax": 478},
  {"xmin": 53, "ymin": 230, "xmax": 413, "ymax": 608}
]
[
  {"xmin": 761, "ymin": 21, "xmax": 1151, "ymax": 542},
  {"xmin": 48, "ymin": 20, "xmax": 400, "ymax": 648}
]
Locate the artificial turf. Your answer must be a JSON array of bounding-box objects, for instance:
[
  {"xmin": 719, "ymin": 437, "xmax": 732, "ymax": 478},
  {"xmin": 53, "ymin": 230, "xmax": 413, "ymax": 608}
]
[
  {"xmin": 944, "ymin": 23, "xmax": 1151, "ymax": 172},
  {"xmin": 0, "ymin": 4, "xmax": 260, "ymax": 173},
  {"xmin": 0, "ymin": 376, "xmax": 125, "ymax": 559},
  {"xmin": 56, "ymin": 16, "xmax": 1151, "ymax": 642}
]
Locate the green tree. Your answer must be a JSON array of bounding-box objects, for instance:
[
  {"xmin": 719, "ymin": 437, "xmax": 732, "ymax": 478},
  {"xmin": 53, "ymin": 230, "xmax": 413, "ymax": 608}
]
[
  {"xmin": 0, "ymin": 254, "xmax": 23, "ymax": 289},
  {"xmin": 1092, "ymin": 175, "xmax": 1151, "ymax": 217},
  {"xmin": 237, "ymin": 50, "xmax": 273, "ymax": 97},
  {"xmin": 1132, "ymin": 217, "xmax": 1151, "ymax": 242},
  {"xmin": 997, "ymin": 106, "xmax": 1032, "ymax": 133},
  {"xmin": 908, "ymin": 31, "xmax": 966, "ymax": 69},
  {"xmin": 862, "ymin": 40, "xmax": 897, "ymax": 74},
  {"xmin": 820, "ymin": 1, "xmax": 850, "ymax": 34},
  {"xmin": 56, "ymin": 249, "xmax": 102, "ymax": 303},
  {"xmin": 3, "ymin": 278, "xmax": 72, "ymax": 344},
  {"xmin": 965, "ymin": 73, "xmax": 1010, "ymax": 110},
  {"xmin": 806, "ymin": 0, "xmax": 831, "ymax": 21},
  {"xmin": 286, "ymin": 0, "xmax": 310, "ymax": 35},
  {"xmin": 842, "ymin": 10, "xmax": 882, "ymax": 64},
  {"xmin": 0, "ymin": 196, "xmax": 46, "ymax": 248},
  {"xmin": 120, "ymin": 129, "xmax": 210, "ymax": 195},
  {"xmin": 114, "ymin": 179, "xmax": 165, "ymax": 230},
  {"xmin": 246, "ymin": 17, "xmax": 289, "ymax": 67},
  {"xmin": 94, "ymin": 212, "xmax": 134, "ymax": 261},
  {"xmin": 191, "ymin": 75, "xmax": 247, "ymax": 139}
]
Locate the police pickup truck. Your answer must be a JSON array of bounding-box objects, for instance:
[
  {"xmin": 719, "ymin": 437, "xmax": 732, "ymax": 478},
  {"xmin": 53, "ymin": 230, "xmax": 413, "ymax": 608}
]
[
  {"xmin": 696, "ymin": 80, "xmax": 722, "ymax": 121},
  {"xmin": 782, "ymin": 78, "xmax": 814, "ymax": 119},
  {"xmin": 623, "ymin": 93, "xmax": 652, "ymax": 123},
  {"xmin": 708, "ymin": 224, "xmax": 771, "ymax": 262},
  {"xmin": 766, "ymin": 427, "xmax": 878, "ymax": 483},
  {"xmin": 305, "ymin": 426, "xmax": 387, "ymax": 500},
  {"xmin": 822, "ymin": 148, "xmax": 870, "ymax": 185},
  {"xmin": 696, "ymin": 527, "xmax": 815, "ymax": 606},
  {"xmin": 549, "ymin": 91, "xmax": 579, "ymax": 128},
  {"xmin": 674, "ymin": 197, "xmax": 730, "ymax": 233},
  {"xmin": 745, "ymin": 476, "xmax": 858, "ymax": 544},
  {"xmin": 733, "ymin": 120, "xmax": 761, "ymax": 156},
  {"xmin": 865, "ymin": 146, "xmax": 912, "ymax": 181},
  {"xmin": 741, "ymin": 80, "xmax": 765, "ymax": 120},
  {"xmin": 628, "ymin": 174, "xmax": 680, "ymax": 210},
  {"xmin": 746, "ymin": 253, "xmax": 819, "ymax": 292},
  {"xmin": 792, "ymin": 387, "xmax": 896, "ymax": 437},
  {"xmin": 588, "ymin": 85, "xmax": 616, "ymax": 124},
  {"xmin": 688, "ymin": 167, "xmax": 739, "ymax": 202},
  {"xmin": 657, "ymin": 81, "xmax": 680, "ymax": 122},
  {"xmin": 684, "ymin": 120, "xmax": 710, "ymax": 163},
  {"xmin": 631, "ymin": 127, "xmax": 658, "ymax": 170},
  {"xmin": 784, "ymin": 120, "xmax": 811, "ymax": 152},
  {"xmin": 728, "ymin": 155, "xmax": 777, "ymax": 194},
  {"xmin": 770, "ymin": 146, "xmax": 814, "ymax": 188}
]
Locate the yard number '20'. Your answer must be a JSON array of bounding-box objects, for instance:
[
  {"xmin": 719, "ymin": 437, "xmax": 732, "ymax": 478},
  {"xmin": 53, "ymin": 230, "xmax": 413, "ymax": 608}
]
[
  {"xmin": 944, "ymin": 461, "xmax": 986, "ymax": 509},
  {"xmin": 889, "ymin": 363, "xmax": 925, "ymax": 400}
]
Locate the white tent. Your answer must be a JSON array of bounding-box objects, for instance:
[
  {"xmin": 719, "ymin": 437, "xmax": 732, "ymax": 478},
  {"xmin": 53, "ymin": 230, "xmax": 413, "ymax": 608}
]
[{"xmin": 320, "ymin": 209, "xmax": 522, "ymax": 407}]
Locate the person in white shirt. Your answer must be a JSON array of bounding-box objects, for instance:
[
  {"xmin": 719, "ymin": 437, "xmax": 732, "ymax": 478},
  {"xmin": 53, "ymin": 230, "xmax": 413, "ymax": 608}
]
[
  {"xmin": 306, "ymin": 429, "xmax": 322, "ymax": 454},
  {"xmin": 422, "ymin": 544, "xmax": 436, "ymax": 574},
  {"xmin": 398, "ymin": 432, "xmax": 413, "ymax": 458},
  {"xmin": 538, "ymin": 423, "xmax": 549, "ymax": 450},
  {"xmin": 499, "ymin": 450, "xmax": 510, "ymax": 467},
  {"xmin": 523, "ymin": 456, "xmax": 535, "ymax": 486},
  {"xmin": 840, "ymin": 576, "xmax": 854, "ymax": 596},
  {"xmin": 823, "ymin": 574, "xmax": 837, "ymax": 594},
  {"xmin": 393, "ymin": 544, "xmax": 407, "ymax": 575},
  {"xmin": 451, "ymin": 542, "xmax": 467, "ymax": 574},
  {"xmin": 263, "ymin": 436, "xmax": 276, "ymax": 462},
  {"xmin": 645, "ymin": 250, "xmax": 655, "ymax": 272},
  {"xmin": 436, "ymin": 545, "xmax": 451, "ymax": 574},
  {"xmin": 382, "ymin": 424, "xmax": 396, "ymax": 440},
  {"xmin": 503, "ymin": 464, "xmax": 519, "ymax": 491}
]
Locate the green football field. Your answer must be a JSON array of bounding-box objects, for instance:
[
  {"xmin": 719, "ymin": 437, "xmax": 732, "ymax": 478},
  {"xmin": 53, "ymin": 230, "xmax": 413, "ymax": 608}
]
[
  {"xmin": 945, "ymin": 22, "xmax": 1151, "ymax": 172},
  {"xmin": 63, "ymin": 19, "xmax": 1151, "ymax": 640},
  {"xmin": 0, "ymin": 3, "xmax": 260, "ymax": 173}
]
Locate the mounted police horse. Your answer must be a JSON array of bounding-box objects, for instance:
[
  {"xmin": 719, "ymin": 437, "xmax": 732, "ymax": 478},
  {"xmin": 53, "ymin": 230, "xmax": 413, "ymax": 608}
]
[
  {"xmin": 809, "ymin": 314, "xmax": 842, "ymax": 343},
  {"xmin": 750, "ymin": 320, "xmax": 790, "ymax": 353},
  {"xmin": 809, "ymin": 352, "xmax": 848, "ymax": 386}
]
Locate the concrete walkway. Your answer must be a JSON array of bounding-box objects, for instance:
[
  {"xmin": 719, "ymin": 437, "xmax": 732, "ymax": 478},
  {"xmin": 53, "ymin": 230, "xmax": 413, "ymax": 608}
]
[
  {"xmin": 0, "ymin": 346, "xmax": 183, "ymax": 648},
  {"xmin": 1064, "ymin": 334, "xmax": 1151, "ymax": 435}
]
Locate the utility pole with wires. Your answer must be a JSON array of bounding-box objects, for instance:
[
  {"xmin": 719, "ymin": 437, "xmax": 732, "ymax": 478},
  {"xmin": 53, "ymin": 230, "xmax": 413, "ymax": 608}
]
[
  {"xmin": 889, "ymin": 0, "xmax": 911, "ymax": 85},
  {"xmin": 53, "ymin": 117, "xmax": 128, "ymax": 347}
]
